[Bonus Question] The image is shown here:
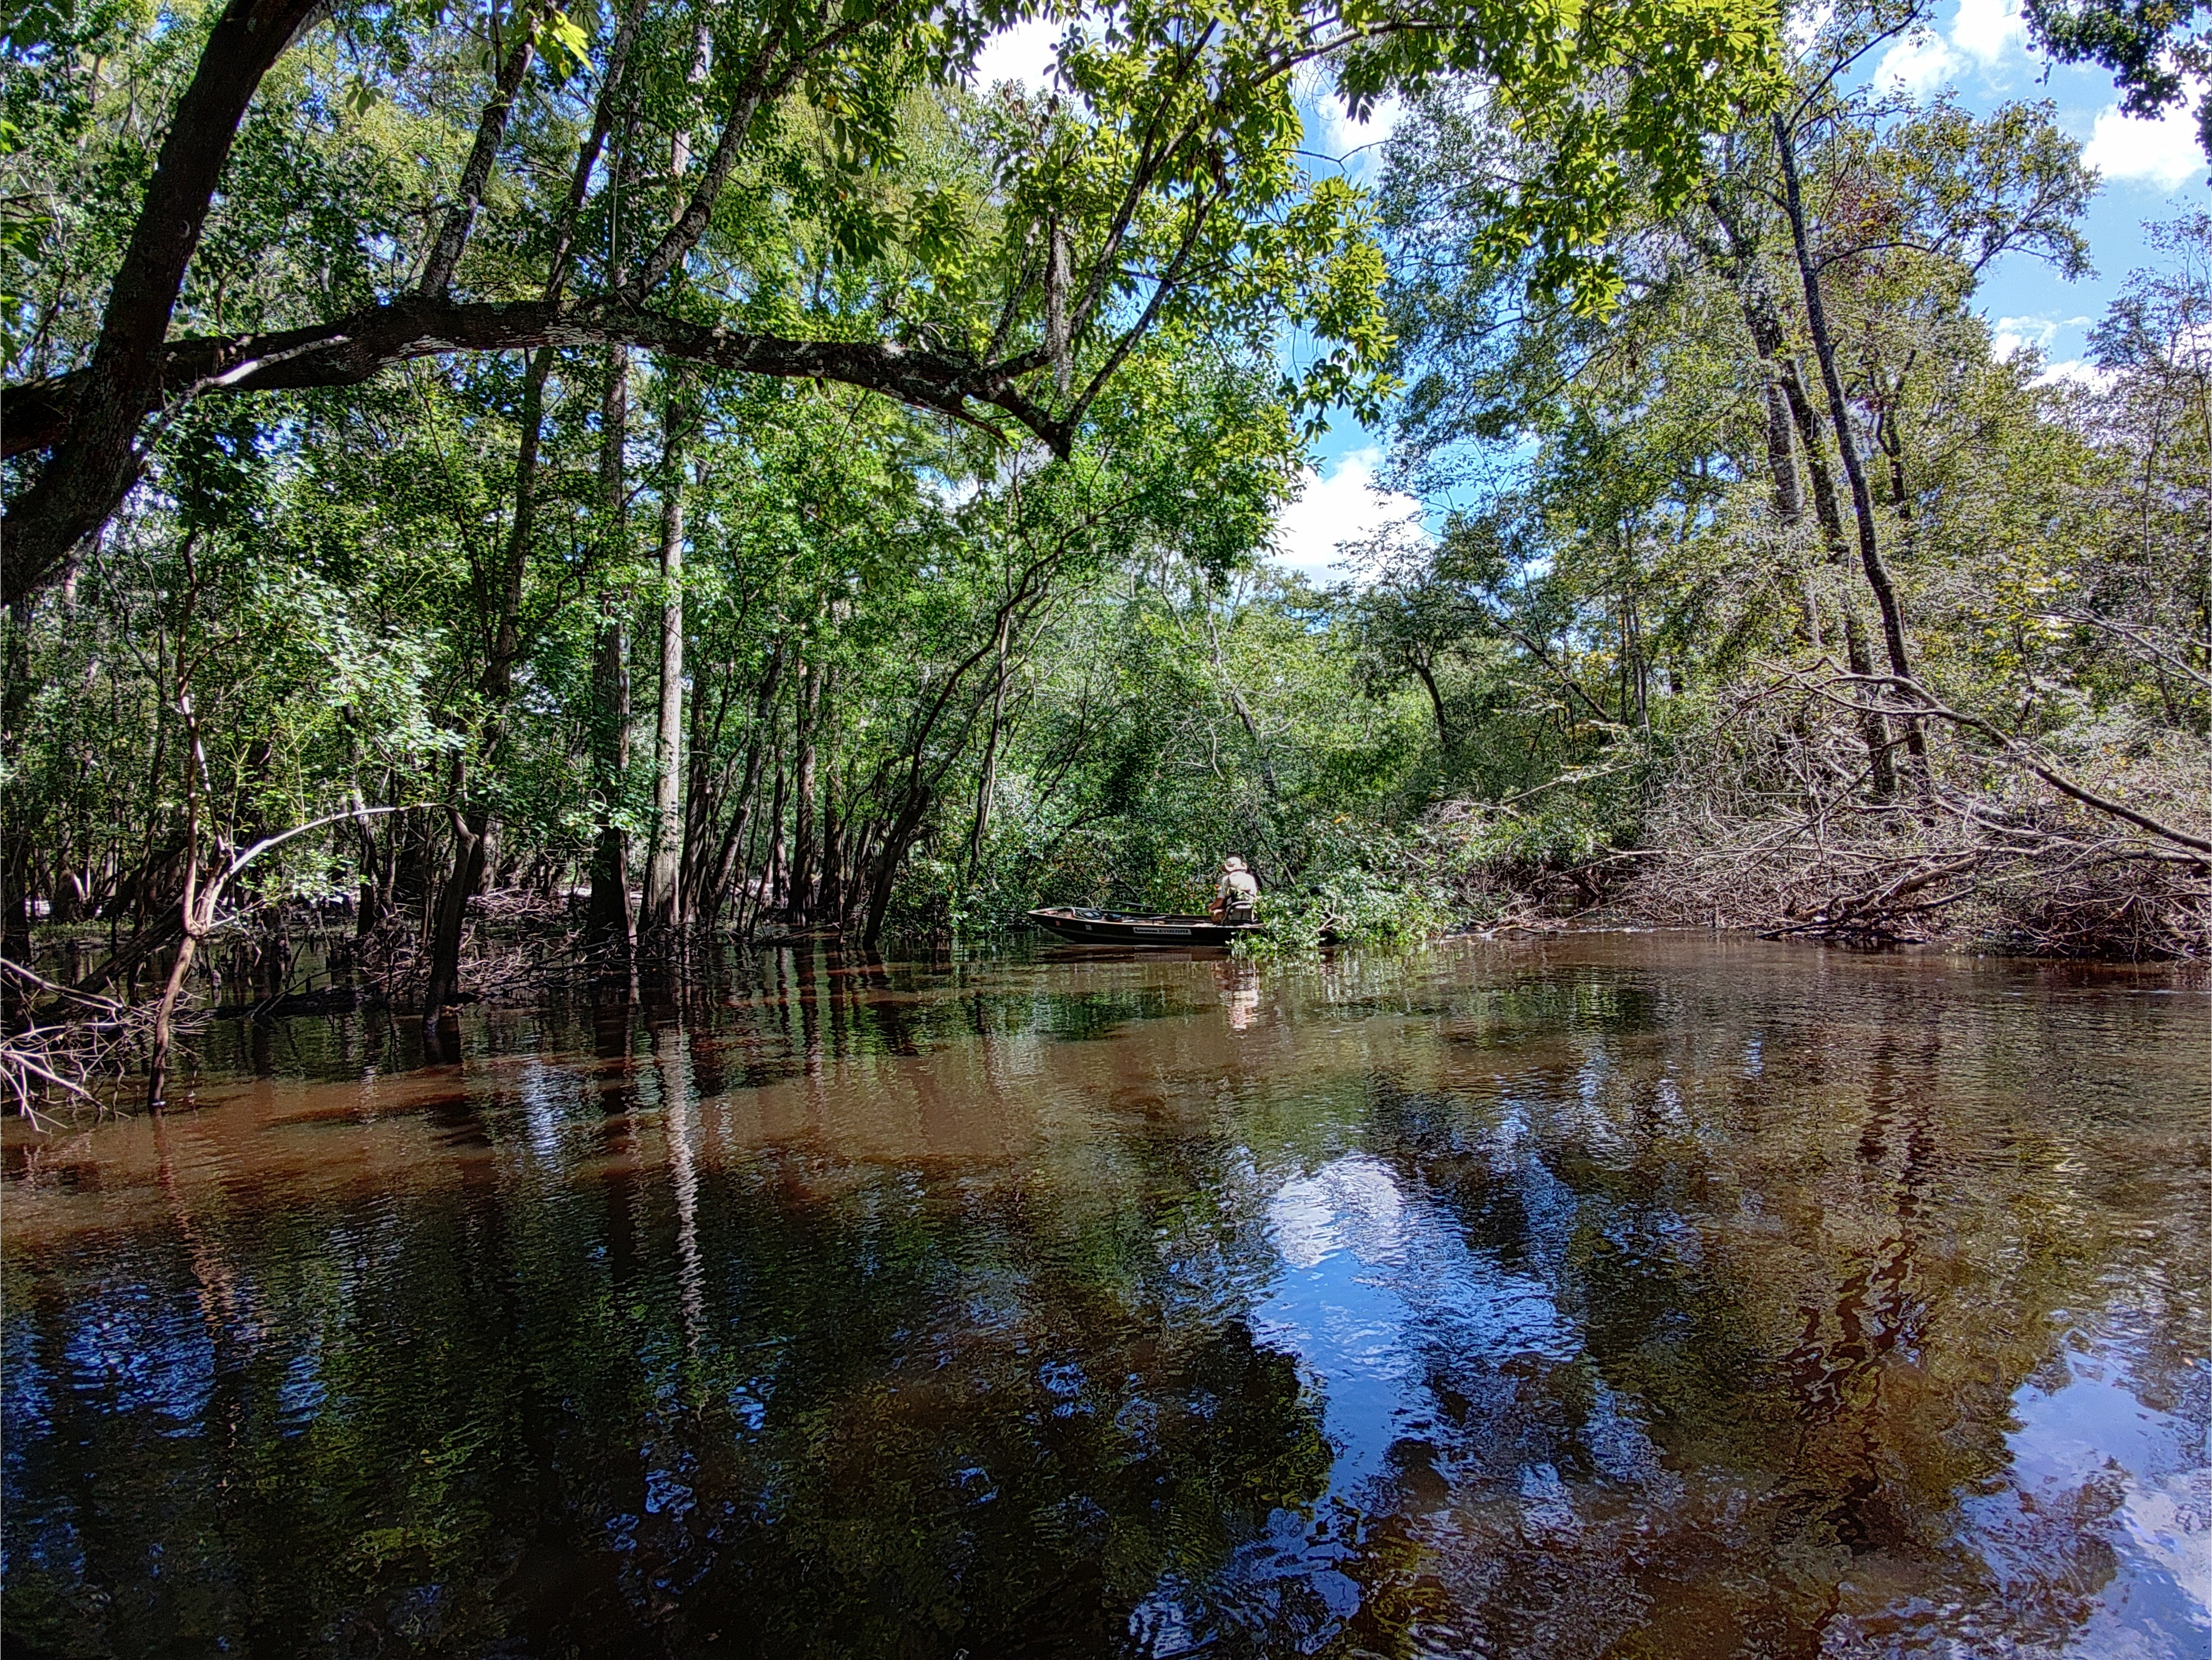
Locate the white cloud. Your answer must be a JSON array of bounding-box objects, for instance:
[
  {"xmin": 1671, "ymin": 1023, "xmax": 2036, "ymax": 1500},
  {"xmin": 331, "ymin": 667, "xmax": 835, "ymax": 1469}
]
[
  {"xmin": 924, "ymin": 471, "xmax": 982, "ymax": 509},
  {"xmin": 1862, "ymin": 0, "xmax": 2029, "ymax": 97},
  {"xmin": 1268, "ymin": 1155, "xmax": 1405, "ymax": 1271},
  {"xmin": 1988, "ymin": 315, "xmax": 2117, "ymax": 389},
  {"xmin": 1311, "ymin": 91, "xmax": 1404, "ymax": 163},
  {"xmin": 1270, "ymin": 448, "xmax": 1427, "ymax": 587},
  {"xmin": 1992, "ymin": 313, "xmax": 2098, "ymax": 375},
  {"xmin": 2082, "ymin": 90, "xmax": 2209, "ymax": 188},
  {"xmin": 1786, "ymin": 1, "xmax": 1835, "ymax": 55},
  {"xmin": 971, "ymin": 18, "xmax": 1062, "ymax": 94},
  {"xmin": 2037, "ymin": 359, "xmax": 2120, "ymax": 391},
  {"xmin": 1949, "ymin": 0, "xmax": 2027, "ymax": 65},
  {"xmin": 1294, "ymin": 63, "xmax": 1403, "ymax": 175},
  {"xmin": 1876, "ymin": 28, "xmax": 1962, "ymax": 96},
  {"xmin": 1992, "ymin": 314, "xmax": 2059, "ymax": 359}
]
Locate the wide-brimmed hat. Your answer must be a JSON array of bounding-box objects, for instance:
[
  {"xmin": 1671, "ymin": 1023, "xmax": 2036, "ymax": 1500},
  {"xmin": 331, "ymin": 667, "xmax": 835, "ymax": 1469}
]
[{"xmin": 1223, "ymin": 855, "xmax": 1248, "ymax": 871}]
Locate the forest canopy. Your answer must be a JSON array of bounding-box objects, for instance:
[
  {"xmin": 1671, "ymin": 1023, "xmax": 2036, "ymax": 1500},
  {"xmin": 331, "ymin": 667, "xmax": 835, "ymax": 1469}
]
[{"xmin": 0, "ymin": 0, "xmax": 2206, "ymax": 1092}]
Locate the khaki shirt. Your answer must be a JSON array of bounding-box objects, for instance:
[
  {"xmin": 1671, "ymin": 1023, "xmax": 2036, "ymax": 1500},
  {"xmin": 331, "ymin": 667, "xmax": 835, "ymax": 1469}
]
[{"xmin": 1216, "ymin": 869, "xmax": 1260, "ymax": 902}]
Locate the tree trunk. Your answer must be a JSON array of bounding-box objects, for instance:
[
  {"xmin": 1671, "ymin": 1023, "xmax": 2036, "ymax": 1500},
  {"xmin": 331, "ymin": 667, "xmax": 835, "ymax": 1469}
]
[
  {"xmin": 1874, "ymin": 390, "xmax": 1917, "ymax": 554},
  {"xmin": 146, "ymin": 700, "xmax": 215, "ymax": 1110},
  {"xmin": 701, "ymin": 647, "xmax": 784, "ymax": 926},
  {"xmin": 1204, "ymin": 611, "xmax": 1279, "ymax": 797},
  {"xmin": 1410, "ymin": 658, "xmax": 1448, "ymax": 749},
  {"xmin": 1763, "ymin": 375, "xmax": 1804, "ymax": 526},
  {"xmin": 1776, "ymin": 358, "xmax": 1895, "ymax": 798},
  {"xmin": 786, "ymin": 665, "xmax": 818, "ymax": 927},
  {"xmin": 0, "ymin": 0, "xmax": 328, "ymax": 597},
  {"xmin": 758, "ymin": 748, "xmax": 788, "ymax": 937},
  {"xmin": 678, "ymin": 632, "xmax": 721, "ymax": 910},
  {"xmin": 968, "ymin": 664, "xmax": 1007, "ymax": 877},
  {"xmin": 585, "ymin": 636, "xmax": 635, "ymax": 953},
  {"xmin": 585, "ymin": 346, "xmax": 635, "ymax": 958},
  {"xmin": 144, "ymin": 927, "xmax": 199, "ymax": 1112},
  {"xmin": 421, "ymin": 344, "xmax": 551, "ymax": 1009},
  {"xmin": 642, "ymin": 412, "xmax": 688, "ymax": 941},
  {"xmin": 860, "ymin": 814, "xmax": 921, "ymax": 950},
  {"xmin": 1763, "ymin": 373, "xmax": 1826, "ymax": 652},
  {"xmin": 1712, "ymin": 203, "xmax": 1889, "ymax": 789},
  {"xmin": 415, "ymin": 13, "xmax": 537, "ymax": 298},
  {"xmin": 1774, "ymin": 114, "xmax": 1926, "ymax": 781},
  {"xmin": 423, "ymin": 746, "xmax": 490, "ymax": 1015},
  {"xmin": 639, "ymin": 55, "xmax": 700, "ymax": 950},
  {"xmin": 1, "ymin": 602, "xmax": 35, "ymax": 1007},
  {"xmin": 488, "ymin": 348, "xmax": 552, "ymax": 701},
  {"xmin": 820, "ymin": 789, "xmax": 845, "ymax": 927},
  {"xmin": 1624, "ymin": 590, "xmax": 1648, "ymax": 731}
]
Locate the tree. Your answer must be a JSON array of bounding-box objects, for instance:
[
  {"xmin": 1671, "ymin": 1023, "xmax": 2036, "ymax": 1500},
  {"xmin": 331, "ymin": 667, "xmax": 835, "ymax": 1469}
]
[
  {"xmin": 2022, "ymin": 0, "xmax": 2212, "ymax": 158},
  {"xmin": 3, "ymin": 0, "xmax": 1785, "ymax": 597}
]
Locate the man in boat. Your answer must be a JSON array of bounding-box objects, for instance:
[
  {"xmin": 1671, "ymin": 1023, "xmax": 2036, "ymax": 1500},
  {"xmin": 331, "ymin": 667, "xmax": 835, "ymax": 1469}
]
[{"xmin": 1210, "ymin": 856, "xmax": 1261, "ymax": 925}]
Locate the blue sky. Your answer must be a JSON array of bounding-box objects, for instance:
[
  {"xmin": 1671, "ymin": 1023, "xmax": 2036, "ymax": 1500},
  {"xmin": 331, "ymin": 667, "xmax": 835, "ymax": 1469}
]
[{"xmin": 971, "ymin": 9, "xmax": 2210, "ymax": 585}]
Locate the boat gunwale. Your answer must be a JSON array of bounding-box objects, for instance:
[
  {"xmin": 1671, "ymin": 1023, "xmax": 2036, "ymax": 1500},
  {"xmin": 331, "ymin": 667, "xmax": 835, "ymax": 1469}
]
[{"xmin": 1024, "ymin": 905, "xmax": 1261, "ymax": 944}]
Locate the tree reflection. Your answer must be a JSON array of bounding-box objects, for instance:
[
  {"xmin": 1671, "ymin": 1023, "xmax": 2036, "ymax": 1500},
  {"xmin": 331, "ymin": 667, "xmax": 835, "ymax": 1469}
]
[
  {"xmin": 1319, "ymin": 962, "xmax": 2195, "ymax": 1658},
  {"xmin": 3, "ymin": 942, "xmax": 2201, "ymax": 1659},
  {"xmin": 3, "ymin": 1108, "xmax": 1331, "ymax": 1657}
]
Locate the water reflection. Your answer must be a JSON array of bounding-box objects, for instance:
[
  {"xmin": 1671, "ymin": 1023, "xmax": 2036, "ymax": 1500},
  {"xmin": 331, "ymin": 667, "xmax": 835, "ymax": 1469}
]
[{"xmin": 2, "ymin": 937, "xmax": 2204, "ymax": 1658}]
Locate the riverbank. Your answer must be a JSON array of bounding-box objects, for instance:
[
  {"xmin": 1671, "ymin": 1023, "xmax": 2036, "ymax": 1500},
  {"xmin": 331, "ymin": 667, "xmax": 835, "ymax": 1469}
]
[{"xmin": 1254, "ymin": 773, "xmax": 2210, "ymax": 963}]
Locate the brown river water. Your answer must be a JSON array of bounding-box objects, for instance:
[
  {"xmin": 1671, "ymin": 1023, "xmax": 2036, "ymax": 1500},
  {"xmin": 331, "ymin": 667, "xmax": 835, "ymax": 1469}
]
[{"xmin": 1, "ymin": 934, "xmax": 2205, "ymax": 1658}]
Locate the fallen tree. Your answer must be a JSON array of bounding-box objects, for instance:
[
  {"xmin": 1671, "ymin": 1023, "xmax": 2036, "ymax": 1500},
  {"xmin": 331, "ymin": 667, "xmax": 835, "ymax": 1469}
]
[{"xmin": 1622, "ymin": 668, "xmax": 2210, "ymax": 958}]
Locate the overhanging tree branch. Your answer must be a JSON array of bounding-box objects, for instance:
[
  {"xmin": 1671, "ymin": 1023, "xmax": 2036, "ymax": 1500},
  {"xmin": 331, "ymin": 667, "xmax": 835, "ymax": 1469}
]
[
  {"xmin": 0, "ymin": 0, "xmax": 332, "ymax": 600},
  {"xmin": 4, "ymin": 295, "xmax": 1073, "ymax": 470}
]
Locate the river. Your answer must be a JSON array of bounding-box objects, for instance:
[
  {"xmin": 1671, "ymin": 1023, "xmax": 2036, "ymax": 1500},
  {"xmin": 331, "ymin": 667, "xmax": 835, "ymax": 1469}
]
[{"xmin": 2, "ymin": 934, "xmax": 2205, "ymax": 1657}]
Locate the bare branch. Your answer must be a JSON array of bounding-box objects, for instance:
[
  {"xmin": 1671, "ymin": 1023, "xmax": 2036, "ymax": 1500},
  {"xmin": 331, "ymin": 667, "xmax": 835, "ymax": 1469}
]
[{"xmin": 1829, "ymin": 671, "xmax": 2211, "ymax": 854}]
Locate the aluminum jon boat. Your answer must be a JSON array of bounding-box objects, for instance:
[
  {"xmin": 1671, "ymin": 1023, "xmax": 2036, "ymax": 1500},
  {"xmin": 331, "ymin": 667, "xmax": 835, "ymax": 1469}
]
[{"xmin": 1026, "ymin": 905, "xmax": 1259, "ymax": 948}]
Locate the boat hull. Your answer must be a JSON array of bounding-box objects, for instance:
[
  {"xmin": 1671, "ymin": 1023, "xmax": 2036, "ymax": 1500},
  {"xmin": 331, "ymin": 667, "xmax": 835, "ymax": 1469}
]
[{"xmin": 1026, "ymin": 906, "xmax": 1258, "ymax": 948}]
